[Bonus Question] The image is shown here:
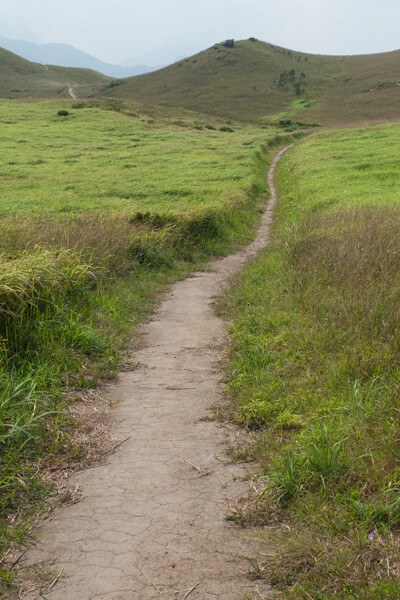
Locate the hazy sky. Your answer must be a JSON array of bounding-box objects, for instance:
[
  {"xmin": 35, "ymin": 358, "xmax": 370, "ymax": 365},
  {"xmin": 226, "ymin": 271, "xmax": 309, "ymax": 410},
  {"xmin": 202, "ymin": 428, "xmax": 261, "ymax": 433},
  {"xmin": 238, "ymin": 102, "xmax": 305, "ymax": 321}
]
[{"xmin": 2, "ymin": 0, "xmax": 400, "ymax": 63}]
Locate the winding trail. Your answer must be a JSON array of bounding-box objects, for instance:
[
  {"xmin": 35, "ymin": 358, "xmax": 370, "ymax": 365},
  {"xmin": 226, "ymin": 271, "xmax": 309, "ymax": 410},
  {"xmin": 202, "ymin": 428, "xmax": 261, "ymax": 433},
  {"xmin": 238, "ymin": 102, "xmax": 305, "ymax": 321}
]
[{"xmin": 22, "ymin": 145, "xmax": 292, "ymax": 600}]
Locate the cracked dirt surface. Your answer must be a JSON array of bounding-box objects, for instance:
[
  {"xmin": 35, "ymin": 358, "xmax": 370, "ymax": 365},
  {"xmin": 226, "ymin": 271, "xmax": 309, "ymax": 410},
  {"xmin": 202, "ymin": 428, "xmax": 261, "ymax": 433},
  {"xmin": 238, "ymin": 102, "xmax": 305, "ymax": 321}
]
[{"xmin": 20, "ymin": 145, "xmax": 292, "ymax": 600}]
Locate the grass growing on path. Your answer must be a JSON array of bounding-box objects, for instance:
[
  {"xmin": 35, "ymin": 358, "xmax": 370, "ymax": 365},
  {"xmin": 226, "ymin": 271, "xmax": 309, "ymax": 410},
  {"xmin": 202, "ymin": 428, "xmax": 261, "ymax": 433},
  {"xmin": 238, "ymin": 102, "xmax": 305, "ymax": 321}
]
[
  {"xmin": 0, "ymin": 99, "xmax": 289, "ymax": 594},
  {"xmin": 218, "ymin": 124, "xmax": 400, "ymax": 599}
]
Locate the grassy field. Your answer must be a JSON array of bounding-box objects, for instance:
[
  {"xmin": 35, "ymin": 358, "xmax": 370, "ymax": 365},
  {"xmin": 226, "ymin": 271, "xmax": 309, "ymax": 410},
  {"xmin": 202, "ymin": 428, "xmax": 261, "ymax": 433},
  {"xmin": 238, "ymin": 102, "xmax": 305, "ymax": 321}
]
[
  {"xmin": 218, "ymin": 124, "xmax": 400, "ymax": 598},
  {"xmin": 101, "ymin": 39, "xmax": 400, "ymax": 126},
  {"xmin": 275, "ymin": 124, "xmax": 400, "ymax": 221},
  {"xmin": 0, "ymin": 99, "xmax": 268, "ymax": 217},
  {"xmin": 0, "ymin": 98, "xmax": 284, "ymax": 594}
]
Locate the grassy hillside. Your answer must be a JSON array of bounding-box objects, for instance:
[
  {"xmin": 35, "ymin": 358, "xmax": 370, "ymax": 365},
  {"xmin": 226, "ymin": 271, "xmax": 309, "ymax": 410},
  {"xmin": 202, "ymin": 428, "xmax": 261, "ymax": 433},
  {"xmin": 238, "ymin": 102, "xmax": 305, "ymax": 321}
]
[
  {"xmin": 0, "ymin": 47, "xmax": 108, "ymax": 99},
  {"xmin": 101, "ymin": 39, "xmax": 400, "ymax": 126},
  {"xmin": 3, "ymin": 40, "xmax": 400, "ymax": 126},
  {"xmin": 218, "ymin": 125, "xmax": 400, "ymax": 598}
]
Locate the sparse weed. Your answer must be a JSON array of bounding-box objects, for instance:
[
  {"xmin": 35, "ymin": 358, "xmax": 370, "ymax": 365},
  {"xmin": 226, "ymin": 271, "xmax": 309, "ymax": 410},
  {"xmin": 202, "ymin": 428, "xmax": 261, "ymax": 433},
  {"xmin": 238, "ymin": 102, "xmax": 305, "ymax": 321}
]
[
  {"xmin": 262, "ymin": 452, "xmax": 305, "ymax": 504},
  {"xmin": 301, "ymin": 421, "xmax": 348, "ymax": 486}
]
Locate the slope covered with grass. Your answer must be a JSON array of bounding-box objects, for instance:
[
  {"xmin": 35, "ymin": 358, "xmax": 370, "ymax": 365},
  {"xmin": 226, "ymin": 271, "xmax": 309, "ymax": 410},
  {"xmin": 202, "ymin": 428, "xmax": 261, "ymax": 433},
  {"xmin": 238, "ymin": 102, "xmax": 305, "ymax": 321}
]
[
  {"xmin": 218, "ymin": 125, "xmax": 400, "ymax": 598},
  {"xmin": 0, "ymin": 47, "xmax": 108, "ymax": 99},
  {"xmin": 101, "ymin": 39, "xmax": 400, "ymax": 126},
  {"xmin": 3, "ymin": 39, "xmax": 400, "ymax": 126}
]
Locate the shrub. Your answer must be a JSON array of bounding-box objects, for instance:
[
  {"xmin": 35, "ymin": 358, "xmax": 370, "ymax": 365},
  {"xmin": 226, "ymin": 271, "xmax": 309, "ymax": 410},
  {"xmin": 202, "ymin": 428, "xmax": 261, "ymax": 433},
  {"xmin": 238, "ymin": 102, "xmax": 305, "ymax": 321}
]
[
  {"xmin": 106, "ymin": 80, "xmax": 122, "ymax": 89},
  {"xmin": 57, "ymin": 109, "xmax": 69, "ymax": 117},
  {"xmin": 294, "ymin": 82, "xmax": 303, "ymax": 96}
]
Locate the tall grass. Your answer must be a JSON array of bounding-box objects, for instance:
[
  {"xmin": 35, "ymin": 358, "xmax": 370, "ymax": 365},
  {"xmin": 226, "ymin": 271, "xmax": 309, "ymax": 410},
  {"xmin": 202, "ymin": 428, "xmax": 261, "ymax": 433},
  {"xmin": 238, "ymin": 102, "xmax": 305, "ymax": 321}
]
[
  {"xmin": 0, "ymin": 204, "xmax": 258, "ymax": 510},
  {"xmin": 219, "ymin": 152, "xmax": 400, "ymax": 596}
]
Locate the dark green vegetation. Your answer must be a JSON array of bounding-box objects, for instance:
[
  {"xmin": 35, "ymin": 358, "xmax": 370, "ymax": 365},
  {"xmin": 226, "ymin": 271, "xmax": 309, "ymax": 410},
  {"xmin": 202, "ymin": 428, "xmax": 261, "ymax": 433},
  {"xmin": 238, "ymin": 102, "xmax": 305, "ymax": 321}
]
[
  {"xmin": 0, "ymin": 98, "xmax": 284, "ymax": 593},
  {"xmin": 218, "ymin": 126, "xmax": 400, "ymax": 598},
  {"xmin": 100, "ymin": 39, "xmax": 400, "ymax": 126},
  {"xmin": 0, "ymin": 47, "xmax": 108, "ymax": 99}
]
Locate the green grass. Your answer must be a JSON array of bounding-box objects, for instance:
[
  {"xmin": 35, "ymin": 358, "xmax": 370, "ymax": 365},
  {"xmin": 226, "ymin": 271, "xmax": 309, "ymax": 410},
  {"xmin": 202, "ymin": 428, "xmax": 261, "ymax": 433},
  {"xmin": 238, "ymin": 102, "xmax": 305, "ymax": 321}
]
[
  {"xmin": 276, "ymin": 123, "xmax": 400, "ymax": 222},
  {"xmin": 0, "ymin": 98, "xmax": 286, "ymax": 594},
  {"xmin": 0, "ymin": 99, "xmax": 268, "ymax": 217},
  {"xmin": 101, "ymin": 39, "xmax": 400, "ymax": 126},
  {"xmin": 218, "ymin": 123, "xmax": 400, "ymax": 598}
]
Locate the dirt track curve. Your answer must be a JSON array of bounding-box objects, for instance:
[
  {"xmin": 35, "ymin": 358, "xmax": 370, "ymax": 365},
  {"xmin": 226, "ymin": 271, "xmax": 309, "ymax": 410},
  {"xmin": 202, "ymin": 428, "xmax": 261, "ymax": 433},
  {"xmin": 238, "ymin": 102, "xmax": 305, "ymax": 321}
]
[{"xmin": 21, "ymin": 145, "xmax": 292, "ymax": 600}]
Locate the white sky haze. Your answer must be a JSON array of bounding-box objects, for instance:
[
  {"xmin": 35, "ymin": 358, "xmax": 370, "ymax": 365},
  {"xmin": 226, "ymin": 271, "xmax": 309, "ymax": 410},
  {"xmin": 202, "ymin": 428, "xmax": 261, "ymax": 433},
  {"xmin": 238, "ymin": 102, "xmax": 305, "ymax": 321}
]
[{"xmin": 1, "ymin": 0, "xmax": 400, "ymax": 64}]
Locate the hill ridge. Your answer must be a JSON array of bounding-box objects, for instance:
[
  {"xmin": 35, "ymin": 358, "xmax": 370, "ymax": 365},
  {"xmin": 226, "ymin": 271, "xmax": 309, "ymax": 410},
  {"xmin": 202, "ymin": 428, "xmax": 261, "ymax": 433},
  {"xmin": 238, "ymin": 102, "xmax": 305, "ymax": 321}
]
[
  {"xmin": 0, "ymin": 34, "xmax": 158, "ymax": 78},
  {"xmin": 0, "ymin": 46, "xmax": 109, "ymax": 99},
  {"xmin": 2, "ymin": 38, "xmax": 400, "ymax": 126},
  {"xmin": 100, "ymin": 38, "xmax": 400, "ymax": 125}
]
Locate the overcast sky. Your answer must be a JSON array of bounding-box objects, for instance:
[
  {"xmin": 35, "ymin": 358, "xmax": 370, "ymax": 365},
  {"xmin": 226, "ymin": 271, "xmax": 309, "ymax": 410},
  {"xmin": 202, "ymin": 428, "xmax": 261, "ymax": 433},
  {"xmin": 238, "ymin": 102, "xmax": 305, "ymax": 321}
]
[{"xmin": 2, "ymin": 0, "xmax": 400, "ymax": 64}]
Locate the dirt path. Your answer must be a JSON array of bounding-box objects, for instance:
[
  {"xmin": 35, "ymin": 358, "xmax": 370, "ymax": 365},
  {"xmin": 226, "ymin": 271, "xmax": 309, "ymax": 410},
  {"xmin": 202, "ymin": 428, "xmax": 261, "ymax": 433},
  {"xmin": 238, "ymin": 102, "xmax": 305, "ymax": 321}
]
[
  {"xmin": 21, "ymin": 145, "xmax": 292, "ymax": 600},
  {"xmin": 66, "ymin": 82, "xmax": 77, "ymax": 100}
]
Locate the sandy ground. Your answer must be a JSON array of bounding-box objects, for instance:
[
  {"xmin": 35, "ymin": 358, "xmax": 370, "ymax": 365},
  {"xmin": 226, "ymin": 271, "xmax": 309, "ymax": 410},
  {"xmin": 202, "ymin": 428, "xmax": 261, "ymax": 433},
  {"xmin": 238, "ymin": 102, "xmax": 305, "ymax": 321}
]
[{"xmin": 20, "ymin": 145, "xmax": 292, "ymax": 600}]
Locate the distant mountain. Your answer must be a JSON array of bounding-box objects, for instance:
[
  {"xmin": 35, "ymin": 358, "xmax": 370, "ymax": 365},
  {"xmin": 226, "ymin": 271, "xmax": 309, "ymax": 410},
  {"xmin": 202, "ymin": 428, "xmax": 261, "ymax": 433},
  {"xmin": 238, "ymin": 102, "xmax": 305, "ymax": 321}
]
[
  {"xmin": 120, "ymin": 43, "xmax": 204, "ymax": 68},
  {"xmin": 0, "ymin": 24, "xmax": 42, "ymax": 44},
  {"xmin": 0, "ymin": 34, "xmax": 156, "ymax": 78}
]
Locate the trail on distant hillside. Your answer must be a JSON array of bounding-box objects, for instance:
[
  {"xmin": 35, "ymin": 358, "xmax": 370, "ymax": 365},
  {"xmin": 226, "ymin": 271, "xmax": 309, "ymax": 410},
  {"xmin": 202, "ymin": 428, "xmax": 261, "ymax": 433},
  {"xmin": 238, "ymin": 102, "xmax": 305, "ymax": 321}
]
[
  {"xmin": 20, "ymin": 145, "xmax": 293, "ymax": 600},
  {"xmin": 66, "ymin": 82, "xmax": 77, "ymax": 99}
]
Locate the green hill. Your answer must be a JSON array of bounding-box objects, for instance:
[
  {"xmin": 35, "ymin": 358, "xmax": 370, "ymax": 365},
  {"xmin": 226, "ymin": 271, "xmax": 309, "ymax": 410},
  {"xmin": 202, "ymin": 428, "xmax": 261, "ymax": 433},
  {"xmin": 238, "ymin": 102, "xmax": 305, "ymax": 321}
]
[
  {"xmin": 0, "ymin": 47, "xmax": 109, "ymax": 99},
  {"xmin": 3, "ymin": 39, "xmax": 400, "ymax": 127},
  {"xmin": 99, "ymin": 39, "xmax": 400, "ymax": 126}
]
